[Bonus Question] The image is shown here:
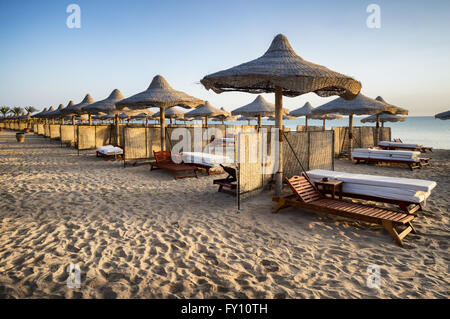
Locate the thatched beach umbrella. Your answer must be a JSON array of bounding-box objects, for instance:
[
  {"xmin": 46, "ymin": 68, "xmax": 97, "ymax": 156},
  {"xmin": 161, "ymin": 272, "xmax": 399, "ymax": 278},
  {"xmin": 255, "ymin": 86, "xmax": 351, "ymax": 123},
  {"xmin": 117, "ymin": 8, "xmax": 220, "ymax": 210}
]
[
  {"xmin": 361, "ymin": 112, "xmax": 405, "ymax": 127},
  {"xmin": 41, "ymin": 106, "xmax": 55, "ymax": 124},
  {"xmin": 115, "ymin": 75, "xmax": 204, "ymax": 150},
  {"xmin": 231, "ymin": 95, "xmax": 286, "ymax": 129},
  {"xmin": 130, "ymin": 109, "xmax": 155, "ymax": 125},
  {"xmin": 82, "ymin": 89, "xmax": 124, "ymax": 133},
  {"xmin": 309, "ymin": 113, "xmax": 343, "ymax": 130},
  {"xmin": 33, "ymin": 107, "xmax": 48, "ymax": 119},
  {"xmin": 267, "ymin": 115, "xmax": 296, "ymax": 121},
  {"xmin": 237, "ymin": 116, "xmax": 258, "ymax": 125},
  {"xmin": 290, "ymin": 102, "xmax": 313, "ymax": 130},
  {"xmin": 312, "ymin": 94, "xmax": 399, "ymax": 157},
  {"xmin": 153, "ymin": 107, "xmax": 186, "ymax": 125},
  {"xmin": 435, "ymin": 110, "xmax": 450, "ymax": 120},
  {"xmin": 201, "ymin": 34, "xmax": 361, "ymax": 195},
  {"xmin": 185, "ymin": 101, "xmax": 225, "ymax": 128},
  {"xmin": 213, "ymin": 107, "xmax": 237, "ymax": 124},
  {"xmin": 373, "ymin": 96, "xmax": 408, "ymax": 140},
  {"xmin": 47, "ymin": 104, "xmax": 66, "ymax": 123},
  {"xmin": 60, "ymin": 94, "xmax": 95, "ymax": 124}
]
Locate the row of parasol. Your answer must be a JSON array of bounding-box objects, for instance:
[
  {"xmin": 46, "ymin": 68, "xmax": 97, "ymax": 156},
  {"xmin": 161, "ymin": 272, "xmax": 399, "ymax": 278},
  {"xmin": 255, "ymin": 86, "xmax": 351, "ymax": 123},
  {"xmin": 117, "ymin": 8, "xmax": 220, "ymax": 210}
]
[{"xmin": 13, "ymin": 34, "xmax": 448, "ymax": 195}]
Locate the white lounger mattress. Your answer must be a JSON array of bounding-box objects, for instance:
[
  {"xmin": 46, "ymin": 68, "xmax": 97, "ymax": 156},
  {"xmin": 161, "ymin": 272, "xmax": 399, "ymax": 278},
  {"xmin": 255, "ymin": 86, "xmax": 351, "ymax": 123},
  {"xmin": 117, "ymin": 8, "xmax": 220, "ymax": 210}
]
[
  {"xmin": 97, "ymin": 145, "xmax": 123, "ymax": 155},
  {"xmin": 379, "ymin": 141, "xmax": 421, "ymax": 148},
  {"xmin": 353, "ymin": 148, "xmax": 420, "ymax": 157},
  {"xmin": 306, "ymin": 169, "xmax": 436, "ymax": 204},
  {"xmin": 180, "ymin": 152, "xmax": 233, "ymax": 167}
]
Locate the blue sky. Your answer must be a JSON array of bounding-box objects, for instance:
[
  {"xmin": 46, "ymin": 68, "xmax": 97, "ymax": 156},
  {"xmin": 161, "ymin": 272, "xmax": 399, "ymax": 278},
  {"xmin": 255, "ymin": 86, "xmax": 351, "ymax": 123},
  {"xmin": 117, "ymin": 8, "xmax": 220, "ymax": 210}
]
[{"xmin": 1, "ymin": 0, "xmax": 449, "ymax": 115}]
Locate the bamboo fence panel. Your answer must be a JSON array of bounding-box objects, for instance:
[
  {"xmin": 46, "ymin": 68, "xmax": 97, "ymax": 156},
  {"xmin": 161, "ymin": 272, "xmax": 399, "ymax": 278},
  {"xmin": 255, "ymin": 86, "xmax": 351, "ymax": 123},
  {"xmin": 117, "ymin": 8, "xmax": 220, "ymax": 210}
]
[{"xmin": 19, "ymin": 122, "xmax": 26, "ymax": 130}]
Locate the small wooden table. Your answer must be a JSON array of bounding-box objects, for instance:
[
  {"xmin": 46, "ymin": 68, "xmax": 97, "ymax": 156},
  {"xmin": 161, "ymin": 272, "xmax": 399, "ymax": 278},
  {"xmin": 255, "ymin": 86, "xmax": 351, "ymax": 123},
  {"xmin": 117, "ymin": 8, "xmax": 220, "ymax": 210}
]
[{"xmin": 314, "ymin": 179, "xmax": 343, "ymax": 200}]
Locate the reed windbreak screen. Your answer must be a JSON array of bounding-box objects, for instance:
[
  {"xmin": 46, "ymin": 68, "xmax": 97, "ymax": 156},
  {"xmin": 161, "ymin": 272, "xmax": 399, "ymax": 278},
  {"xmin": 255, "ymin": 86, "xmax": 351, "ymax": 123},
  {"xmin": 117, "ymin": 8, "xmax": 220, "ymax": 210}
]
[
  {"xmin": 95, "ymin": 126, "xmax": 112, "ymax": 147},
  {"xmin": 44, "ymin": 124, "xmax": 50, "ymax": 137},
  {"xmin": 50, "ymin": 125, "xmax": 61, "ymax": 139},
  {"xmin": 37, "ymin": 124, "xmax": 45, "ymax": 135},
  {"xmin": 123, "ymin": 127, "xmax": 151, "ymax": 161},
  {"xmin": 333, "ymin": 126, "xmax": 391, "ymax": 155},
  {"xmin": 60, "ymin": 125, "xmax": 76, "ymax": 146},
  {"xmin": 237, "ymin": 130, "xmax": 335, "ymax": 198},
  {"xmin": 77, "ymin": 126, "xmax": 96, "ymax": 150}
]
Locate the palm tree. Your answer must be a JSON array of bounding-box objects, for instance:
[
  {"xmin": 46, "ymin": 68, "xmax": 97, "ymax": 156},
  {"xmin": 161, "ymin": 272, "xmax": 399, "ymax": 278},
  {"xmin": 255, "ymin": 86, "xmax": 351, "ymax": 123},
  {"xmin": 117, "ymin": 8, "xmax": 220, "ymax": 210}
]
[
  {"xmin": 0, "ymin": 106, "xmax": 10, "ymax": 118},
  {"xmin": 11, "ymin": 107, "xmax": 24, "ymax": 117},
  {"xmin": 24, "ymin": 106, "xmax": 37, "ymax": 115}
]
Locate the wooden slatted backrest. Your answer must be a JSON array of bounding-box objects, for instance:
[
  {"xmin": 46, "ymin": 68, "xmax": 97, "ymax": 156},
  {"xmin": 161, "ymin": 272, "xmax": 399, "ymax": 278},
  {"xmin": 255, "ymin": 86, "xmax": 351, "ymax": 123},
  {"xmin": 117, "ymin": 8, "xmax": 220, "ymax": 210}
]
[
  {"xmin": 286, "ymin": 174, "xmax": 322, "ymax": 203},
  {"xmin": 154, "ymin": 150, "xmax": 172, "ymax": 164}
]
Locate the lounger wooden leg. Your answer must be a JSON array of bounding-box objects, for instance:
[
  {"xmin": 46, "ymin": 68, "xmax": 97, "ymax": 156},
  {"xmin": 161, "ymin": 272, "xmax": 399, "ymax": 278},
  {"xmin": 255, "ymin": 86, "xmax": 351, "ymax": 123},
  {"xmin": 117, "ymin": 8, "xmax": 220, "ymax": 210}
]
[
  {"xmin": 382, "ymin": 221, "xmax": 404, "ymax": 247},
  {"xmin": 407, "ymin": 221, "xmax": 417, "ymax": 234},
  {"xmin": 272, "ymin": 198, "xmax": 288, "ymax": 214}
]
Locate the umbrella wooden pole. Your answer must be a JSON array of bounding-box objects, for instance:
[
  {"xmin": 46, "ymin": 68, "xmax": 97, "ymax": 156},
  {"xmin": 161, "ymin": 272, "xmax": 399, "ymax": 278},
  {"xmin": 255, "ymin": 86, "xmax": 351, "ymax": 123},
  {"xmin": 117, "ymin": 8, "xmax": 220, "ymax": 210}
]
[
  {"xmin": 115, "ymin": 114, "xmax": 119, "ymax": 146},
  {"xmin": 88, "ymin": 114, "xmax": 92, "ymax": 126},
  {"xmin": 305, "ymin": 116, "xmax": 308, "ymax": 131},
  {"xmin": 275, "ymin": 86, "xmax": 283, "ymax": 196},
  {"xmin": 160, "ymin": 107, "xmax": 166, "ymax": 151},
  {"xmin": 72, "ymin": 116, "xmax": 75, "ymax": 125},
  {"xmin": 323, "ymin": 119, "xmax": 326, "ymax": 131},
  {"xmin": 382, "ymin": 121, "xmax": 384, "ymax": 128},
  {"xmin": 375, "ymin": 114, "xmax": 380, "ymax": 145},
  {"xmin": 257, "ymin": 115, "xmax": 262, "ymax": 131},
  {"xmin": 61, "ymin": 117, "xmax": 64, "ymax": 125},
  {"xmin": 205, "ymin": 116, "xmax": 208, "ymax": 128},
  {"xmin": 348, "ymin": 114, "xmax": 354, "ymax": 160},
  {"xmin": 145, "ymin": 118, "xmax": 148, "ymax": 127}
]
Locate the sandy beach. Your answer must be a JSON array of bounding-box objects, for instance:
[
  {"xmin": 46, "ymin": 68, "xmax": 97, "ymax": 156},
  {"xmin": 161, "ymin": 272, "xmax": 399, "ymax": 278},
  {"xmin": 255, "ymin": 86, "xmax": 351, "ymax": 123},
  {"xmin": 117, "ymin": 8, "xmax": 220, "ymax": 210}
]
[{"xmin": 0, "ymin": 131, "xmax": 448, "ymax": 299}]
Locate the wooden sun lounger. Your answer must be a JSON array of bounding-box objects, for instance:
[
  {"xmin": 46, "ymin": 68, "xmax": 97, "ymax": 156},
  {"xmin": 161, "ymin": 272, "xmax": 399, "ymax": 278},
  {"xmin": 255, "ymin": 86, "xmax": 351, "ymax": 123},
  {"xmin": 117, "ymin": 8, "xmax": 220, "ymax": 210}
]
[
  {"xmin": 353, "ymin": 156, "xmax": 430, "ymax": 171},
  {"xmin": 213, "ymin": 164, "xmax": 237, "ymax": 196},
  {"xmin": 388, "ymin": 139, "xmax": 432, "ymax": 153},
  {"xmin": 150, "ymin": 150, "xmax": 198, "ymax": 180},
  {"xmin": 314, "ymin": 188, "xmax": 423, "ymax": 214},
  {"xmin": 96, "ymin": 146, "xmax": 124, "ymax": 161},
  {"xmin": 272, "ymin": 174, "xmax": 416, "ymax": 246}
]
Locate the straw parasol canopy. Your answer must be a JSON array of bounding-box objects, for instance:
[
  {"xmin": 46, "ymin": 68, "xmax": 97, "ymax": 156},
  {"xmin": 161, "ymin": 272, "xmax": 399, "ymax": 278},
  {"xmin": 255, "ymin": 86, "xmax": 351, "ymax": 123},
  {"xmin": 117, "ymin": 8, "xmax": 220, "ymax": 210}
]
[
  {"xmin": 184, "ymin": 101, "xmax": 225, "ymax": 127},
  {"xmin": 231, "ymin": 95, "xmax": 287, "ymax": 128},
  {"xmin": 375, "ymin": 96, "xmax": 408, "ymax": 115},
  {"xmin": 312, "ymin": 93, "xmax": 401, "ymax": 155},
  {"xmin": 267, "ymin": 115, "xmax": 296, "ymax": 121},
  {"xmin": 361, "ymin": 112, "xmax": 405, "ymax": 127},
  {"xmin": 213, "ymin": 107, "xmax": 237, "ymax": 124},
  {"xmin": 201, "ymin": 34, "xmax": 361, "ymax": 195},
  {"xmin": 309, "ymin": 113, "xmax": 343, "ymax": 130},
  {"xmin": 60, "ymin": 94, "xmax": 95, "ymax": 116},
  {"xmin": 82, "ymin": 89, "xmax": 124, "ymax": 115},
  {"xmin": 435, "ymin": 110, "xmax": 450, "ymax": 120},
  {"xmin": 115, "ymin": 75, "xmax": 204, "ymax": 150},
  {"xmin": 289, "ymin": 102, "xmax": 314, "ymax": 130},
  {"xmin": 47, "ymin": 104, "xmax": 66, "ymax": 118},
  {"xmin": 33, "ymin": 107, "xmax": 48, "ymax": 118},
  {"xmin": 153, "ymin": 107, "xmax": 186, "ymax": 125},
  {"xmin": 41, "ymin": 106, "xmax": 55, "ymax": 122},
  {"xmin": 238, "ymin": 116, "xmax": 258, "ymax": 125}
]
